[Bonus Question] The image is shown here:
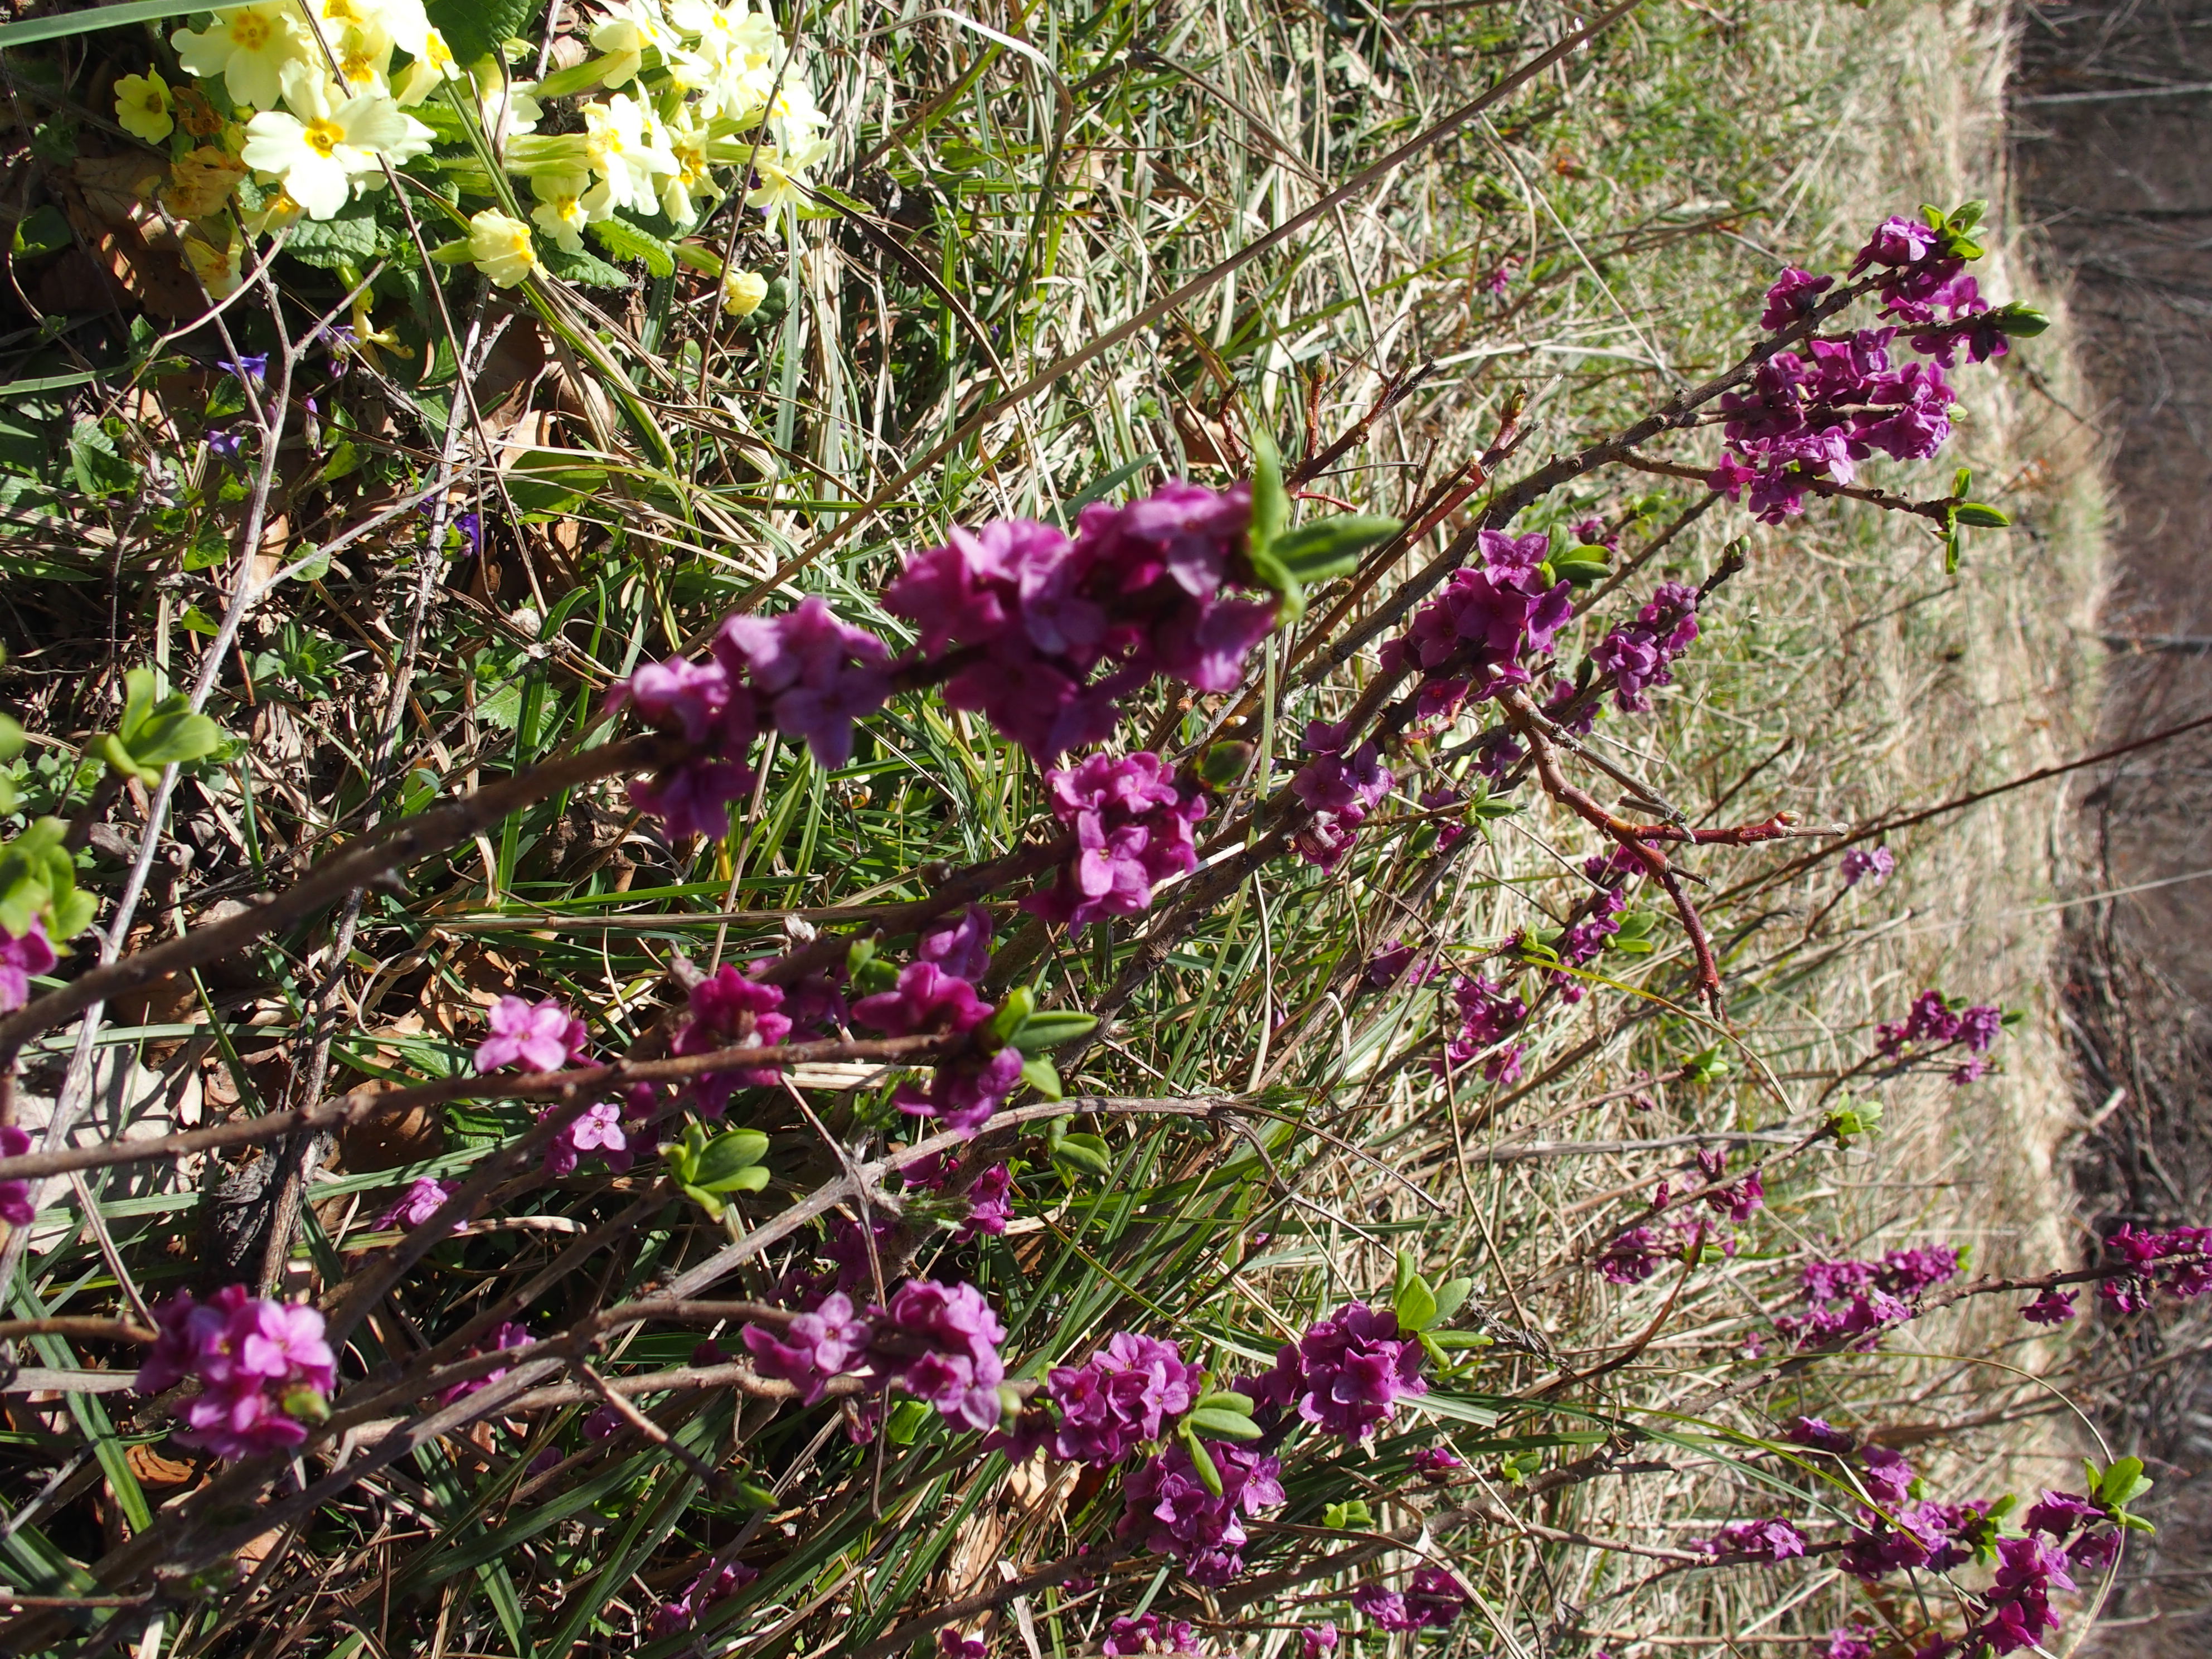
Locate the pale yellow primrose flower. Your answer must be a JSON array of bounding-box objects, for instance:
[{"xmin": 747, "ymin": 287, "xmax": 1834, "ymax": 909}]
[
  {"xmin": 114, "ymin": 68, "xmax": 174, "ymax": 145},
  {"xmin": 313, "ymin": 0, "xmax": 432, "ymax": 59},
  {"xmin": 173, "ymin": 2, "xmax": 312, "ymax": 111},
  {"xmin": 582, "ymin": 93, "xmax": 676, "ymax": 214},
  {"xmin": 668, "ymin": 0, "xmax": 777, "ymax": 75},
  {"xmin": 589, "ymin": 0, "xmax": 683, "ymax": 90},
  {"xmin": 241, "ymin": 75, "xmax": 433, "ymax": 219},
  {"xmin": 327, "ymin": 21, "xmax": 396, "ymax": 100},
  {"xmin": 467, "ymin": 210, "xmax": 538, "ymax": 287},
  {"xmin": 395, "ymin": 27, "xmax": 463, "ymax": 107},
  {"xmin": 721, "ymin": 269, "xmax": 768, "ymax": 316},
  {"xmin": 528, "ymin": 171, "xmax": 612, "ymax": 254}
]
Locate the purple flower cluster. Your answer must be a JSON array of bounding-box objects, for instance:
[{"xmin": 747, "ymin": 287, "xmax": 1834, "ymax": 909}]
[
  {"xmin": 1595, "ymin": 1225, "xmax": 1668, "ymax": 1286},
  {"xmin": 1102, "ymin": 1614, "xmax": 1204, "ymax": 1657},
  {"xmin": 1590, "ymin": 583, "xmax": 1700, "ymax": 712},
  {"xmin": 1023, "ymin": 751, "xmax": 1207, "ymax": 929},
  {"xmin": 542, "ymin": 1100, "xmax": 632, "ymax": 1178},
  {"xmin": 375, "ymin": 1176, "xmax": 460, "ymax": 1234},
  {"xmin": 2091, "ymin": 1223, "xmax": 2212, "ymax": 1314},
  {"xmin": 1840, "ymin": 845, "xmax": 1896, "ymax": 889},
  {"xmin": 1349, "ymin": 1569, "xmax": 1469, "ymax": 1631},
  {"xmin": 0, "ymin": 1125, "xmax": 32, "ymax": 1228},
  {"xmin": 741, "ymin": 1277, "xmax": 1010, "ymax": 1431},
  {"xmin": 742, "ymin": 1291, "xmax": 872, "ymax": 1404},
  {"xmin": 136, "ymin": 1286, "xmax": 337, "ymax": 1459},
  {"xmin": 1116, "ymin": 1438, "xmax": 1286, "ymax": 1584},
  {"xmin": 1874, "ymin": 989, "xmax": 2005, "ymax": 1085},
  {"xmin": 1411, "ymin": 1445, "xmax": 1464, "ymax": 1482},
  {"xmin": 1822, "ymin": 1628, "xmax": 1875, "ymax": 1659},
  {"xmin": 1380, "ymin": 528, "xmax": 1573, "ymax": 701},
  {"xmin": 884, "ymin": 484, "xmax": 1275, "ymax": 764},
  {"xmin": 1245, "ymin": 1299, "xmax": 1427, "ymax": 1442},
  {"xmin": 1840, "ymin": 1494, "xmax": 1980, "ymax": 1580},
  {"xmin": 1710, "ymin": 218, "xmax": 2014, "ymax": 524},
  {"xmin": 0, "ymin": 918, "xmax": 55, "ymax": 1013},
  {"xmin": 650, "ymin": 1559, "xmax": 759, "ymax": 1637},
  {"xmin": 671, "ymin": 964, "xmax": 793, "ymax": 1114},
  {"xmin": 1432, "ymin": 973, "xmax": 1527, "ymax": 1084},
  {"xmin": 902, "ymin": 1153, "xmax": 1014, "ymax": 1240},
  {"xmin": 1289, "ymin": 722, "xmax": 1394, "ymax": 874},
  {"xmin": 1978, "ymin": 1536, "xmax": 2076, "ymax": 1655},
  {"xmin": 875, "ymin": 1278, "xmax": 1008, "ymax": 1430},
  {"xmin": 1786, "ymin": 1415, "xmax": 1856, "ymax": 1454},
  {"xmin": 1365, "ymin": 938, "xmax": 1433, "ymax": 989},
  {"xmin": 475, "ymin": 996, "xmax": 588, "ymax": 1074},
  {"xmin": 1301, "ymin": 1622, "xmax": 1338, "ymax": 1659},
  {"xmin": 1044, "ymin": 1332, "xmax": 1200, "ymax": 1464},
  {"xmin": 613, "ymin": 598, "xmax": 894, "ymax": 838},
  {"xmin": 439, "ymin": 1321, "xmax": 533, "ymax": 1403},
  {"xmin": 1780, "ymin": 1245, "xmax": 1958, "ymax": 1350},
  {"xmin": 1422, "ymin": 781, "xmax": 1479, "ymax": 846},
  {"xmin": 1688, "ymin": 1519, "xmax": 1808, "ymax": 1562}
]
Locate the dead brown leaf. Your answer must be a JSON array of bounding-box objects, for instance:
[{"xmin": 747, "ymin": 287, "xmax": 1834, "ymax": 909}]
[{"xmin": 161, "ymin": 147, "xmax": 246, "ymax": 221}]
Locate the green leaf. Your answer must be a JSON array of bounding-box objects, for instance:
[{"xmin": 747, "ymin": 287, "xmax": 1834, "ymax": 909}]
[
  {"xmin": 1268, "ymin": 515, "xmax": 1400, "ymax": 584},
  {"xmin": 1049, "ymin": 1131, "xmax": 1110, "ymax": 1177},
  {"xmin": 0, "ymin": 714, "xmax": 23, "ymax": 766},
  {"xmin": 688, "ymin": 1128, "xmax": 769, "ymax": 1189},
  {"xmin": 671, "ymin": 239, "xmax": 725, "ymax": 276},
  {"xmin": 1948, "ymin": 199, "xmax": 1986, "ymax": 234},
  {"xmin": 1195, "ymin": 1390, "xmax": 1253, "ymax": 1415},
  {"xmin": 1952, "ymin": 502, "xmax": 2010, "ymax": 528},
  {"xmin": 1020, "ymin": 1053, "xmax": 1063, "ymax": 1102},
  {"xmin": 983, "ymin": 986, "xmax": 1034, "ymax": 1050},
  {"xmin": 1551, "ymin": 556, "xmax": 1611, "ymax": 586},
  {"xmin": 110, "ymin": 667, "xmax": 223, "ymax": 775},
  {"xmin": 1992, "ymin": 302, "xmax": 2050, "ymax": 338},
  {"xmin": 11, "ymin": 205, "xmax": 69, "ymax": 260},
  {"xmin": 69, "ymin": 420, "xmax": 137, "ymax": 498},
  {"xmin": 0, "ymin": 1, "xmax": 216, "ymax": 48},
  {"xmin": 1184, "ymin": 1409, "xmax": 1263, "ymax": 1440},
  {"xmin": 541, "ymin": 244, "xmax": 631, "ymax": 289},
  {"xmin": 589, "ymin": 216, "xmax": 677, "ymax": 280},
  {"xmin": 884, "ymin": 1399, "xmax": 933, "ymax": 1445},
  {"xmin": 181, "ymin": 522, "xmax": 230, "ymax": 571},
  {"xmin": 1432, "ymin": 1276, "xmax": 1474, "ymax": 1322},
  {"xmin": 1010, "ymin": 1010, "xmax": 1097, "ymax": 1051},
  {"xmin": 283, "ymin": 207, "xmax": 381, "ymax": 271},
  {"xmin": 1249, "ymin": 428, "xmax": 1288, "ymax": 561},
  {"xmin": 427, "ymin": 0, "xmax": 540, "ymax": 65},
  {"xmin": 2099, "ymin": 1457, "xmax": 2153, "ymax": 1508},
  {"xmin": 1181, "ymin": 1428, "xmax": 1223, "ymax": 1497},
  {"xmin": 1394, "ymin": 1275, "xmax": 1438, "ymax": 1333}
]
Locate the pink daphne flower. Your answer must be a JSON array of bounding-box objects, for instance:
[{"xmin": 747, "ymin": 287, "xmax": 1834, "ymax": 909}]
[
  {"xmin": 135, "ymin": 1286, "xmax": 337, "ymax": 1460},
  {"xmin": 541, "ymin": 1100, "xmax": 630, "ymax": 1177},
  {"xmin": 851, "ymin": 961, "xmax": 993, "ymax": 1038},
  {"xmin": 1103, "ymin": 1614, "xmax": 1204, "ymax": 1657},
  {"xmin": 476, "ymin": 996, "xmax": 588, "ymax": 1074},
  {"xmin": 1351, "ymin": 1569, "xmax": 1468, "ymax": 1631},
  {"xmin": 1689, "ymin": 1519, "xmax": 1808, "ymax": 1562},
  {"xmin": 1840, "ymin": 845, "xmax": 1896, "ymax": 888},
  {"xmin": 375, "ymin": 1176, "xmax": 459, "ymax": 1234},
  {"xmin": 2022, "ymin": 1287, "xmax": 2077, "ymax": 1326},
  {"xmin": 1115, "ymin": 1437, "xmax": 1285, "ymax": 1584},
  {"xmin": 671, "ymin": 965, "xmax": 792, "ymax": 1114},
  {"xmin": 0, "ymin": 918, "xmax": 56, "ymax": 1013},
  {"xmin": 0, "ymin": 1124, "xmax": 32, "ymax": 1228},
  {"xmin": 1300, "ymin": 1623, "xmax": 1338, "ymax": 1659},
  {"xmin": 1289, "ymin": 738, "xmax": 1394, "ymax": 874},
  {"xmin": 1244, "ymin": 1300, "xmax": 1427, "ymax": 1442},
  {"xmin": 1045, "ymin": 1331, "xmax": 1200, "ymax": 1465},
  {"xmin": 716, "ymin": 596, "xmax": 892, "ymax": 768},
  {"xmin": 741, "ymin": 1291, "xmax": 872, "ymax": 1404},
  {"xmin": 440, "ymin": 1321, "xmax": 534, "ymax": 1404},
  {"xmin": 1761, "ymin": 266, "xmax": 1835, "ymax": 331},
  {"xmin": 870, "ymin": 1278, "xmax": 1008, "ymax": 1430},
  {"xmin": 1023, "ymin": 752, "xmax": 1207, "ymax": 929}
]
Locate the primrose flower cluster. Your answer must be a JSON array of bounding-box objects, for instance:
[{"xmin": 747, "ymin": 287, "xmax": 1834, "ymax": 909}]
[
  {"xmin": 134, "ymin": 1286, "xmax": 336, "ymax": 1460},
  {"xmin": 1710, "ymin": 207, "xmax": 2041, "ymax": 523},
  {"xmin": 113, "ymin": 0, "xmax": 821, "ymax": 299}
]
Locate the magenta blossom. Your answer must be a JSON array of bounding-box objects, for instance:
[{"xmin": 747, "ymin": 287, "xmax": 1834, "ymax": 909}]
[
  {"xmin": 136, "ymin": 1286, "xmax": 337, "ymax": 1460},
  {"xmin": 1115, "ymin": 1438, "xmax": 1284, "ymax": 1584},
  {"xmin": 741, "ymin": 1292, "xmax": 872, "ymax": 1404},
  {"xmin": 1689, "ymin": 1519, "xmax": 1807, "ymax": 1562},
  {"xmin": 541, "ymin": 1100, "xmax": 630, "ymax": 1177},
  {"xmin": 671, "ymin": 965, "xmax": 792, "ymax": 1113},
  {"xmin": 870, "ymin": 1278, "xmax": 1008, "ymax": 1430},
  {"xmin": 1045, "ymin": 1332, "xmax": 1200, "ymax": 1465},
  {"xmin": 916, "ymin": 905, "xmax": 993, "ymax": 984},
  {"xmin": 1840, "ymin": 846, "xmax": 1896, "ymax": 888},
  {"xmin": 717, "ymin": 596, "xmax": 892, "ymax": 768},
  {"xmin": 1102, "ymin": 1614, "xmax": 1204, "ymax": 1657},
  {"xmin": 2021, "ymin": 1287, "xmax": 2078, "ymax": 1326},
  {"xmin": 374, "ymin": 1176, "xmax": 459, "ymax": 1234},
  {"xmin": 475, "ymin": 996, "xmax": 588, "ymax": 1074},
  {"xmin": 1245, "ymin": 1300, "xmax": 1426, "ymax": 1442},
  {"xmin": 851, "ymin": 961, "xmax": 993, "ymax": 1039},
  {"xmin": 0, "ymin": 1124, "xmax": 32, "ymax": 1228},
  {"xmin": 1300, "ymin": 1623, "xmax": 1338, "ymax": 1659},
  {"xmin": 1762, "ymin": 266, "xmax": 1835, "ymax": 331},
  {"xmin": 439, "ymin": 1321, "xmax": 534, "ymax": 1404},
  {"xmin": 1024, "ymin": 751, "xmax": 1207, "ymax": 929},
  {"xmin": 0, "ymin": 918, "xmax": 55, "ymax": 1013}
]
